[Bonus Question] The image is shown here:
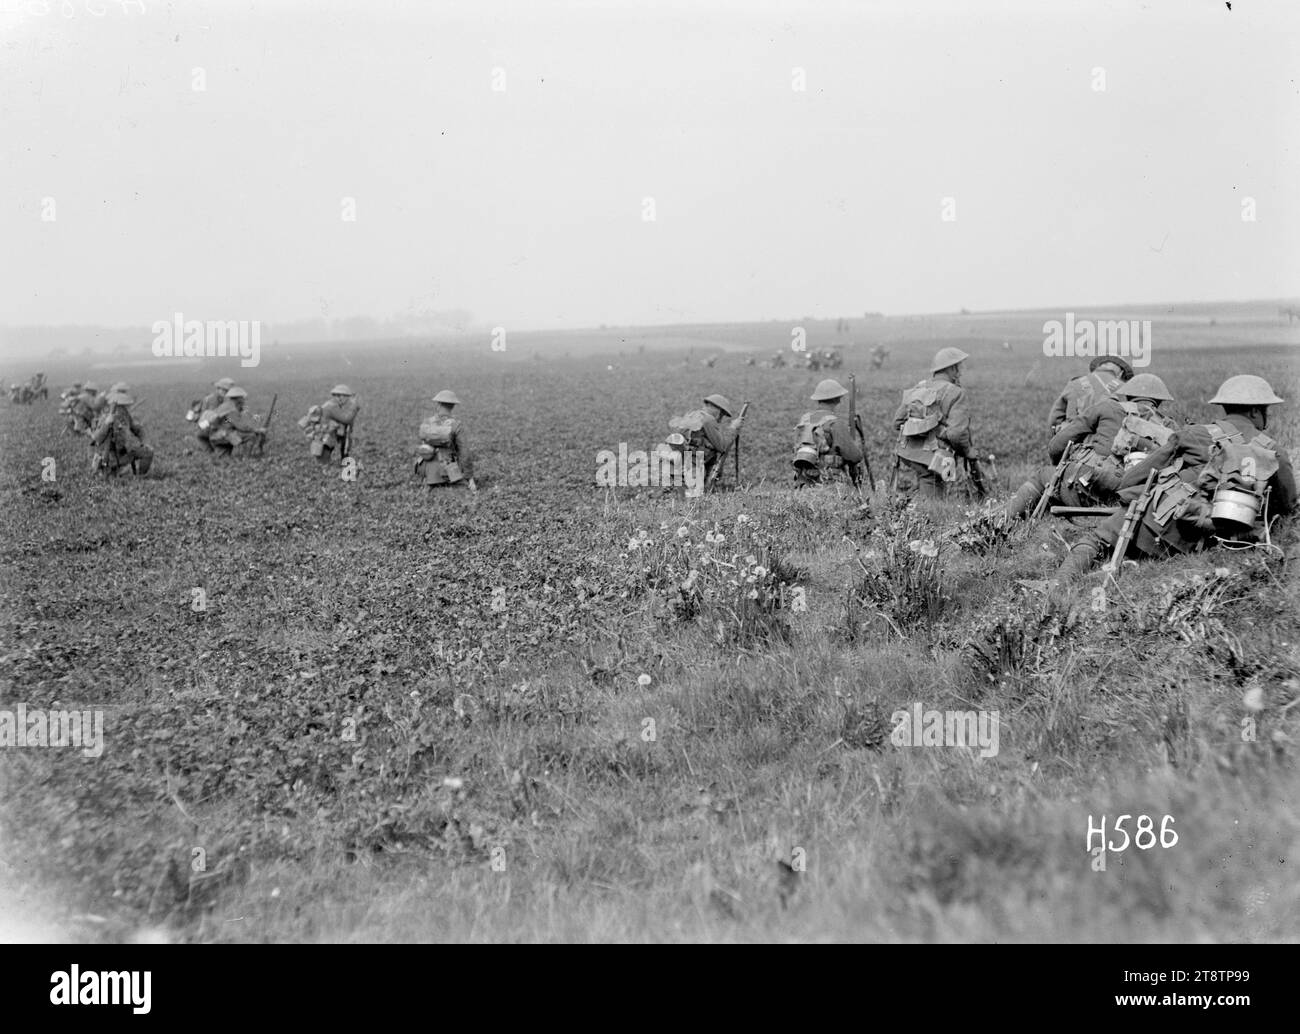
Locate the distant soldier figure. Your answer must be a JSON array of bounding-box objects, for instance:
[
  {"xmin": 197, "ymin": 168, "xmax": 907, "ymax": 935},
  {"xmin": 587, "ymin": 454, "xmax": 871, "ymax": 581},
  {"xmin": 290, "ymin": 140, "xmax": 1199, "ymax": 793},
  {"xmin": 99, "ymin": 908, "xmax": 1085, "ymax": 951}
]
[
  {"xmin": 869, "ymin": 345, "xmax": 889, "ymax": 370},
  {"xmin": 90, "ymin": 389, "xmax": 153, "ymax": 476},
  {"xmin": 70, "ymin": 382, "xmax": 106, "ymax": 434},
  {"xmin": 189, "ymin": 377, "xmax": 235, "ymax": 452},
  {"xmin": 299, "ymin": 384, "xmax": 359, "ymax": 464},
  {"xmin": 1055, "ymin": 375, "xmax": 1296, "ymax": 583},
  {"xmin": 28, "ymin": 372, "xmax": 47, "ymax": 400},
  {"xmin": 1047, "ymin": 356, "xmax": 1133, "ymax": 435},
  {"xmin": 891, "ymin": 347, "xmax": 972, "ymax": 499},
  {"xmin": 793, "ymin": 379, "xmax": 864, "ymax": 486},
  {"xmin": 668, "ymin": 394, "xmax": 743, "ymax": 485},
  {"xmin": 771, "ymin": 351, "xmax": 787, "ymax": 369},
  {"xmin": 416, "ymin": 390, "xmax": 475, "ymax": 489},
  {"xmin": 58, "ymin": 382, "xmax": 83, "ymax": 431},
  {"xmin": 207, "ymin": 386, "xmax": 267, "ymax": 458},
  {"xmin": 1005, "ymin": 373, "xmax": 1178, "ymax": 519}
]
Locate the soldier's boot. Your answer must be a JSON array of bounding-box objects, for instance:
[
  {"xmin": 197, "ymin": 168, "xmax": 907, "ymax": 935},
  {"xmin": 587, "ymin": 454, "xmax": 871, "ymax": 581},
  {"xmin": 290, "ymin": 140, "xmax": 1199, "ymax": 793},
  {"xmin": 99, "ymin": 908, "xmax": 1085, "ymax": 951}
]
[
  {"xmin": 1004, "ymin": 480, "xmax": 1043, "ymax": 520},
  {"xmin": 1055, "ymin": 542, "xmax": 1100, "ymax": 585}
]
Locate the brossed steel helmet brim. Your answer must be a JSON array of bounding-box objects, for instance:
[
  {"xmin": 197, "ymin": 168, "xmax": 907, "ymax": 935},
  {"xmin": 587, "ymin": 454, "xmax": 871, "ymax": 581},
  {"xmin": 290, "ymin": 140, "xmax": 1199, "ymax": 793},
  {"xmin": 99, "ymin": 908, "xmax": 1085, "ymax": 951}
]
[
  {"xmin": 225, "ymin": 386, "xmax": 248, "ymax": 399},
  {"xmin": 810, "ymin": 378, "xmax": 848, "ymax": 402},
  {"xmin": 1117, "ymin": 373, "xmax": 1173, "ymax": 402},
  {"xmin": 432, "ymin": 390, "xmax": 461, "ymax": 405},
  {"xmin": 1208, "ymin": 374, "xmax": 1284, "ymax": 407},
  {"xmin": 702, "ymin": 394, "xmax": 733, "ymax": 417},
  {"xmin": 107, "ymin": 392, "xmax": 135, "ymax": 406},
  {"xmin": 214, "ymin": 377, "xmax": 235, "ymax": 390},
  {"xmin": 1091, "ymin": 355, "xmax": 1135, "ymax": 380},
  {"xmin": 931, "ymin": 347, "xmax": 969, "ymax": 374},
  {"xmin": 330, "ymin": 384, "xmax": 355, "ymax": 396}
]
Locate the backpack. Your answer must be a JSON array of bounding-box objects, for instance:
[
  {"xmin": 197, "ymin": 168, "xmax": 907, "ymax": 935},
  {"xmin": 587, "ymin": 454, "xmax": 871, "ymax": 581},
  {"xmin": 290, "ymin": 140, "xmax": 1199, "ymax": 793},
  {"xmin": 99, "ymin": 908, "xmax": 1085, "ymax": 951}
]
[
  {"xmin": 668, "ymin": 410, "xmax": 712, "ymax": 452},
  {"xmin": 1109, "ymin": 401, "xmax": 1175, "ymax": 465},
  {"xmin": 792, "ymin": 411, "xmax": 840, "ymax": 478},
  {"xmin": 895, "ymin": 381, "xmax": 956, "ymax": 479},
  {"xmin": 420, "ymin": 415, "xmax": 459, "ymax": 451},
  {"xmin": 1150, "ymin": 422, "xmax": 1278, "ymax": 536},
  {"xmin": 1067, "ymin": 371, "xmax": 1121, "ymax": 421}
]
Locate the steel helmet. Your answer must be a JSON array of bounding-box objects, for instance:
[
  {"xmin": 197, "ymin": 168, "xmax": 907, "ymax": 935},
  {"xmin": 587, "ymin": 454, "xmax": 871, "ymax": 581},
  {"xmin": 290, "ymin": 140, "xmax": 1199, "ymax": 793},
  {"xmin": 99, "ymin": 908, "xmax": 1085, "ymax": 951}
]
[
  {"xmin": 1117, "ymin": 373, "xmax": 1173, "ymax": 402},
  {"xmin": 703, "ymin": 394, "xmax": 733, "ymax": 417},
  {"xmin": 1091, "ymin": 355, "xmax": 1134, "ymax": 379},
  {"xmin": 810, "ymin": 378, "xmax": 848, "ymax": 402},
  {"xmin": 82, "ymin": 382, "xmax": 99, "ymax": 392},
  {"xmin": 109, "ymin": 381, "xmax": 130, "ymax": 394},
  {"xmin": 931, "ymin": 347, "xmax": 969, "ymax": 374},
  {"xmin": 330, "ymin": 384, "xmax": 355, "ymax": 396},
  {"xmin": 214, "ymin": 377, "xmax": 235, "ymax": 390},
  {"xmin": 1208, "ymin": 375, "xmax": 1284, "ymax": 407},
  {"xmin": 108, "ymin": 391, "xmax": 135, "ymax": 406},
  {"xmin": 225, "ymin": 385, "xmax": 248, "ymax": 400},
  {"xmin": 432, "ymin": 390, "xmax": 461, "ymax": 405}
]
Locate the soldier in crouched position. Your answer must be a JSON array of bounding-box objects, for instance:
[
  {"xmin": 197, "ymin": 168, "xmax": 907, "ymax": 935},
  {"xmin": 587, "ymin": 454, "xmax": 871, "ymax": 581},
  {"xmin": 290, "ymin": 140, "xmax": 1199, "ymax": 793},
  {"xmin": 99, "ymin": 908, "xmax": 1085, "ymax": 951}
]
[
  {"xmin": 207, "ymin": 386, "xmax": 268, "ymax": 459},
  {"xmin": 668, "ymin": 393, "xmax": 742, "ymax": 487},
  {"xmin": 90, "ymin": 389, "xmax": 153, "ymax": 476},
  {"xmin": 793, "ymin": 379, "xmax": 864, "ymax": 486}
]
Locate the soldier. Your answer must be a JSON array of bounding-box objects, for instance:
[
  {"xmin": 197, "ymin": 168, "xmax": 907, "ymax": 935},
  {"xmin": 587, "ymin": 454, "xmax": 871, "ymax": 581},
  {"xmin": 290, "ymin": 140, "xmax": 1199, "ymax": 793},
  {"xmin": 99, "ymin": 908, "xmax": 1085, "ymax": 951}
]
[
  {"xmin": 771, "ymin": 351, "xmax": 787, "ymax": 369},
  {"xmin": 668, "ymin": 394, "xmax": 742, "ymax": 485},
  {"xmin": 317, "ymin": 384, "xmax": 360, "ymax": 464},
  {"xmin": 70, "ymin": 382, "xmax": 105, "ymax": 434},
  {"xmin": 90, "ymin": 390, "xmax": 153, "ymax": 476},
  {"xmin": 869, "ymin": 345, "xmax": 889, "ymax": 370},
  {"xmin": 190, "ymin": 377, "xmax": 234, "ymax": 451},
  {"xmin": 58, "ymin": 382, "xmax": 83, "ymax": 431},
  {"xmin": 1005, "ymin": 373, "xmax": 1178, "ymax": 519},
  {"xmin": 891, "ymin": 347, "xmax": 972, "ymax": 499},
  {"xmin": 1055, "ymin": 375, "xmax": 1295, "ymax": 583},
  {"xmin": 793, "ymin": 379, "xmax": 864, "ymax": 486},
  {"xmin": 415, "ymin": 389, "xmax": 475, "ymax": 489},
  {"xmin": 1047, "ymin": 355, "xmax": 1134, "ymax": 434},
  {"xmin": 207, "ymin": 386, "xmax": 268, "ymax": 459}
]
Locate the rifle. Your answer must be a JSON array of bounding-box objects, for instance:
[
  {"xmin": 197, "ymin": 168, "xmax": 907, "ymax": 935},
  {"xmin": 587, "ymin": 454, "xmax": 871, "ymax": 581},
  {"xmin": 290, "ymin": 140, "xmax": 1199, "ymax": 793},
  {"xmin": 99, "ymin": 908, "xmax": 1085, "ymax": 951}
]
[
  {"xmin": 254, "ymin": 393, "xmax": 278, "ymax": 456},
  {"xmin": 847, "ymin": 374, "xmax": 875, "ymax": 490},
  {"xmin": 1103, "ymin": 469, "xmax": 1157, "ymax": 578},
  {"xmin": 1050, "ymin": 506, "xmax": 1114, "ymax": 519},
  {"xmin": 342, "ymin": 418, "xmax": 353, "ymax": 461},
  {"xmin": 1030, "ymin": 441, "xmax": 1076, "ymax": 521},
  {"xmin": 707, "ymin": 401, "xmax": 750, "ymax": 490},
  {"xmin": 963, "ymin": 454, "xmax": 988, "ymax": 500}
]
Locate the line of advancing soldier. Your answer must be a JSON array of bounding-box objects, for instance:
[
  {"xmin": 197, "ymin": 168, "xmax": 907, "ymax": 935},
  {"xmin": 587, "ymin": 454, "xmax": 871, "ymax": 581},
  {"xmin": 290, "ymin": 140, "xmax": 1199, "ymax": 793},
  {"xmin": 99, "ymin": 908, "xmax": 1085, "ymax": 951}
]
[{"xmin": 55, "ymin": 379, "xmax": 154, "ymax": 476}]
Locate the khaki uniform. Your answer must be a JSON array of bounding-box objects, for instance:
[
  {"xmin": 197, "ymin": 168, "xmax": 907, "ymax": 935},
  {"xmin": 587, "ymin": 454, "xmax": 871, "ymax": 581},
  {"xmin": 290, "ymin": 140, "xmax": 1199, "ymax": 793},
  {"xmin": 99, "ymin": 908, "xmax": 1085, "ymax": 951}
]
[
  {"xmin": 671, "ymin": 409, "xmax": 735, "ymax": 482},
  {"xmin": 1048, "ymin": 370, "xmax": 1121, "ymax": 433},
  {"xmin": 209, "ymin": 401, "xmax": 264, "ymax": 456},
  {"xmin": 1069, "ymin": 413, "xmax": 1296, "ymax": 568},
  {"xmin": 71, "ymin": 391, "xmax": 105, "ymax": 434},
  {"xmin": 892, "ymin": 372, "xmax": 971, "ymax": 499},
  {"xmin": 316, "ymin": 398, "xmax": 359, "ymax": 460},
  {"xmin": 794, "ymin": 408, "xmax": 863, "ymax": 486},
  {"xmin": 90, "ymin": 407, "xmax": 153, "ymax": 475},
  {"xmin": 417, "ymin": 412, "xmax": 471, "ymax": 486},
  {"xmin": 1009, "ymin": 397, "xmax": 1177, "ymax": 515}
]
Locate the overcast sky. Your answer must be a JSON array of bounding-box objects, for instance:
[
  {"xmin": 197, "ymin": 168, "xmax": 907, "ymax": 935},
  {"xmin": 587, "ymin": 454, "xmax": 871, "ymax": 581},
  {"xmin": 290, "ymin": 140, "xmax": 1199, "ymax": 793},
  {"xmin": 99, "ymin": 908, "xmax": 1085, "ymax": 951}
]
[{"xmin": 2, "ymin": 0, "xmax": 1297, "ymax": 331}]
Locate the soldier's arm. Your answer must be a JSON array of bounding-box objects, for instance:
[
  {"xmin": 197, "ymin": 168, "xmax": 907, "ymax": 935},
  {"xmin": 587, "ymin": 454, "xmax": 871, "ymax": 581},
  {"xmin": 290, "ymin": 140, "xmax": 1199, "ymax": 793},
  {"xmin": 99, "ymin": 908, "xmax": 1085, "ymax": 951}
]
[
  {"xmin": 939, "ymin": 386, "xmax": 972, "ymax": 456},
  {"xmin": 1047, "ymin": 392, "xmax": 1069, "ymax": 432},
  {"xmin": 1269, "ymin": 451, "xmax": 1297, "ymax": 516},
  {"xmin": 89, "ymin": 419, "xmax": 110, "ymax": 446},
  {"xmin": 129, "ymin": 415, "xmax": 144, "ymax": 438},
  {"xmin": 1119, "ymin": 435, "xmax": 1180, "ymax": 490},
  {"xmin": 891, "ymin": 401, "xmax": 908, "ymax": 434},
  {"xmin": 323, "ymin": 401, "xmax": 358, "ymax": 427},
  {"xmin": 1048, "ymin": 408, "xmax": 1097, "ymax": 463},
  {"xmin": 701, "ymin": 417, "xmax": 733, "ymax": 455},
  {"xmin": 830, "ymin": 423, "xmax": 863, "ymax": 464}
]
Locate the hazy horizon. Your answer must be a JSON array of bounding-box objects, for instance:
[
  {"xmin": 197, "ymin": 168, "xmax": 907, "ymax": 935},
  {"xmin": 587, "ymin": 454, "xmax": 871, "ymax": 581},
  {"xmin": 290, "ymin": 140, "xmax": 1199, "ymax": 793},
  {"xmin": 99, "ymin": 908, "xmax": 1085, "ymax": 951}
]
[{"xmin": 3, "ymin": 0, "xmax": 1298, "ymax": 335}]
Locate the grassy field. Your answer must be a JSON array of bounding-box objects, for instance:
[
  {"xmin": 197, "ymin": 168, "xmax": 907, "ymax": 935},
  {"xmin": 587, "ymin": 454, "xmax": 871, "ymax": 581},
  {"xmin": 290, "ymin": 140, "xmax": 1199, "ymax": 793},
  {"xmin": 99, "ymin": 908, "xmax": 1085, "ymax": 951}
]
[{"xmin": 1, "ymin": 305, "xmax": 1298, "ymax": 942}]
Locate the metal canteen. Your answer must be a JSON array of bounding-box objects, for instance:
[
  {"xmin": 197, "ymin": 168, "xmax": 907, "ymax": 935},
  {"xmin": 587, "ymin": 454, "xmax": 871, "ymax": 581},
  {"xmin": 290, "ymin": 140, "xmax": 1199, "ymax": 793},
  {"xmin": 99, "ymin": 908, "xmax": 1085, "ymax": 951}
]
[
  {"xmin": 793, "ymin": 443, "xmax": 819, "ymax": 469},
  {"xmin": 1210, "ymin": 487, "xmax": 1259, "ymax": 531}
]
